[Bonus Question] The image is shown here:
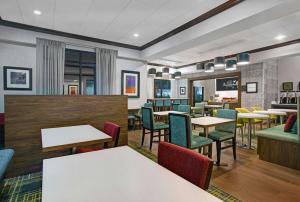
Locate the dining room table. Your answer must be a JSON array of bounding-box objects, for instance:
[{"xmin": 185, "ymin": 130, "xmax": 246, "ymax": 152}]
[
  {"xmin": 41, "ymin": 124, "xmax": 112, "ymax": 153},
  {"xmin": 42, "ymin": 146, "xmax": 221, "ymax": 202},
  {"xmin": 254, "ymin": 110, "xmax": 287, "ymax": 125},
  {"xmin": 237, "ymin": 113, "xmax": 269, "ymax": 149}
]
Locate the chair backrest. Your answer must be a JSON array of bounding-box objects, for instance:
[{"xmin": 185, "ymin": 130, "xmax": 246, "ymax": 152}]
[
  {"xmin": 235, "ymin": 108, "xmax": 250, "ymax": 113},
  {"xmin": 172, "ymin": 103, "xmax": 179, "ymax": 111},
  {"xmin": 194, "ymin": 103, "xmax": 205, "ymax": 115},
  {"xmin": 223, "ymin": 103, "xmax": 230, "ymax": 109},
  {"xmin": 103, "ymin": 122, "xmax": 121, "ymax": 147},
  {"xmin": 168, "ymin": 113, "xmax": 191, "ymax": 148},
  {"xmin": 181, "ymin": 99, "xmax": 188, "ymax": 105},
  {"xmin": 158, "ymin": 142, "xmax": 213, "ymax": 190},
  {"xmin": 155, "ymin": 100, "xmax": 164, "ymax": 107},
  {"xmin": 164, "ymin": 99, "xmax": 171, "ymax": 107},
  {"xmin": 144, "ymin": 102, "xmax": 153, "ymax": 108},
  {"xmin": 252, "ymin": 106, "xmax": 262, "ymax": 111},
  {"xmin": 173, "ymin": 99, "xmax": 181, "ymax": 104},
  {"xmin": 142, "ymin": 107, "xmax": 154, "ymax": 130},
  {"xmin": 215, "ymin": 109, "xmax": 237, "ymax": 133},
  {"xmin": 178, "ymin": 105, "xmax": 191, "ymax": 114}
]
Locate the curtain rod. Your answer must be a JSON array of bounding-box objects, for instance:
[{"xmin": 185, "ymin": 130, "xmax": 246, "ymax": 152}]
[{"xmin": 0, "ymin": 38, "xmax": 147, "ymax": 64}]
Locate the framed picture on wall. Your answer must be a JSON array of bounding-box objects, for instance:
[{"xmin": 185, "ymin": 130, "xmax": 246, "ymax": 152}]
[
  {"xmin": 282, "ymin": 82, "xmax": 293, "ymax": 91},
  {"xmin": 180, "ymin": 87, "xmax": 186, "ymax": 95},
  {"xmin": 246, "ymin": 82, "xmax": 258, "ymax": 93},
  {"xmin": 121, "ymin": 70, "xmax": 140, "ymax": 98},
  {"xmin": 68, "ymin": 85, "xmax": 79, "ymax": 95},
  {"xmin": 3, "ymin": 66, "xmax": 32, "ymax": 90}
]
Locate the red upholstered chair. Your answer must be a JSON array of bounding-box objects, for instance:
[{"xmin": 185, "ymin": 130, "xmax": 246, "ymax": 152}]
[
  {"xmin": 158, "ymin": 142, "xmax": 213, "ymax": 190},
  {"xmin": 76, "ymin": 122, "xmax": 120, "ymax": 153}
]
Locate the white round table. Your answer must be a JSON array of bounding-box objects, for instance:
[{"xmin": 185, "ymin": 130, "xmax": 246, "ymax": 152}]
[
  {"xmin": 268, "ymin": 109, "xmax": 297, "ymax": 113},
  {"xmin": 238, "ymin": 113, "xmax": 269, "ymax": 149}
]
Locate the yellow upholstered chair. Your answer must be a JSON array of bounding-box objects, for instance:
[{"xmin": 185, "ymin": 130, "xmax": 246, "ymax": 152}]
[{"xmin": 235, "ymin": 107, "xmax": 263, "ymax": 135}]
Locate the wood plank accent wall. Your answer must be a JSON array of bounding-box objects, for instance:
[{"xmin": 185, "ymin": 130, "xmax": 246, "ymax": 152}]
[{"xmin": 5, "ymin": 95, "xmax": 128, "ymax": 177}]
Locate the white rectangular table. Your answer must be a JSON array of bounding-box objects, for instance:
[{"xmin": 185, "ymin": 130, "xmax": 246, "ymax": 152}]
[
  {"xmin": 42, "ymin": 146, "xmax": 221, "ymax": 202},
  {"xmin": 191, "ymin": 117, "xmax": 235, "ymax": 137},
  {"xmin": 42, "ymin": 125, "xmax": 112, "ymax": 152},
  {"xmin": 153, "ymin": 110, "xmax": 186, "ymax": 116}
]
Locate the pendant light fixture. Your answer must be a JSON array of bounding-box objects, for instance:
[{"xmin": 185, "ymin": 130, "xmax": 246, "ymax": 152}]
[
  {"xmin": 237, "ymin": 53, "xmax": 250, "ymax": 65},
  {"xmin": 225, "ymin": 60, "xmax": 237, "ymax": 71},
  {"xmin": 169, "ymin": 74, "xmax": 175, "ymax": 80},
  {"xmin": 156, "ymin": 72, "xmax": 162, "ymax": 77},
  {"xmin": 214, "ymin": 56, "xmax": 225, "ymax": 68},
  {"xmin": 174, "ymin": 71, "xmax": 181, "ymax": 79},
  {"xmin": 162, "ymin": 67, "xmax": 169, "ymax": 75},
  {"xmin": 204, "ymin": 63, "xmax": 214, "ymax": 73},
  {"xmin": 196, "ymin": 62, "xmax": 205, "ymax": 70},
  {"xmin": 148, "ymin": 68, "xmax": 156, "ymax": 76}
]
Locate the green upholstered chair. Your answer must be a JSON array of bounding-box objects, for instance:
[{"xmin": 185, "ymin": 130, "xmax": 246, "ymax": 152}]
[
  {"xmin": 168, "ymin": 113, "xmax": 213, "ymax": 157},
  {"xmin": 223, "ymin": 103, "xmax": 230, "ymax": 109},
  {"xmin": 141, "ymin": 107, "xmax": 169, "ymax": 150},
  {"xmin": 192, "ymin": 103, "xmax": 205, "ymax": 118},
  {"xmin": 144, "ymin": 102, "xmax": 153, "ymax": 108},
  {"xmin": 155, "ymin": 100, "xmax": 164, "ymax": 111},
  {"xmin": 163, "ymin": 99, "xmax": 171, "ymax": 110},
  {"xmin": 178, "ymin": 105, "xmax": 191, "ymax": 114},
  {"xmin": 208, "ymin": 109, "xmax": 237, "ymax": 166},
  {"xmin": 172, "ymin": 99, "xmax": 181, "ymax": 111},
  {"xmin": 181, "ymin": 99, "xmax": 189, "ymax": 105}
]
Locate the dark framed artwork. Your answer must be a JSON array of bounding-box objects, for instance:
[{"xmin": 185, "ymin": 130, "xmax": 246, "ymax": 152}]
[
  {"xmin": 121, "ymin": 70, "xmax": 140, "ymax": 98},
  {"xmin": 216, "ymin": 77, "xmax": 238, "ymax": 91},
  {"xmin": 246, "ymin": 82, "xmax": 258, "ymax": 93},
  {"xmin": 3, "ymin": 66, "xmax": 32, "ymax": 90},
  {"xmin": 68, "ymin": 85, "xmax": 79, "ymax": 95},
  {"xmin": 180, "ymin": 87, "xmax": 186, "ymax": 95},
  {"xmin": 282, "ymin": 82, "xmax": 293, "ymax": 91}
]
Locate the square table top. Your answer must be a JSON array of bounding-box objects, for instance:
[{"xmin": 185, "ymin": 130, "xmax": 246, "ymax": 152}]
[
  {"xmin": 237, "ymin": 113, "xmax": 269, "ymax": 119},
  {"xmin": 42, "ymin": 146, "xmax": 221, "ymax": 202},
  {"xmin": 191, "ymin": 116, "xmax": 235, "ymax": 127},
  {"xmin": 41, "ymin": 125, "xmax": 112, "ymax": 152},
  {"xmin": 153, "ymin": 111, "xmax": 186, "ymax": 116}
]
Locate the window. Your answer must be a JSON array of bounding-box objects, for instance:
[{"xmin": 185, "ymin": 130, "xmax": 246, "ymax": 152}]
[
  {"xmin": 64, "ymin": 49, "xmax": 96, "ymax": 95},
  {"xmin": 154, "ymin": 79, "xmax": 171, "ymax": 98}
]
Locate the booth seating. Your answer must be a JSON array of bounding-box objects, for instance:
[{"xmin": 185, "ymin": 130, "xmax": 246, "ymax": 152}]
[{"xmin": 257, "ymin": 98, "xmax": 300, "ymax": 170}]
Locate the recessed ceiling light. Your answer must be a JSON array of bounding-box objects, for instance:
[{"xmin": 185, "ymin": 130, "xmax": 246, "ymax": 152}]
[
  {"xmin": 274, "ymin": 34, "xmax": 286, "ymax": 41},
  {"xmin": 133, "ymin": 33, "xmax": 139, "ymax": 38},
  {"xmin": 33, "ymin": 10, "xmax": 42, "ymax": 15}
]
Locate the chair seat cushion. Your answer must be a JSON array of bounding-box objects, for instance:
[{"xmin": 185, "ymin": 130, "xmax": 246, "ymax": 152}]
[
  {"xmin": 76, "ymin": 148, "xmax": 102, "ymax": 153},
  {"xmin": 236, "ymin": 123, "xmax": 243, "ymax": 128},
  {"xmin": 190, "ymin": 135, "xmax": 213, "ymax": 149},
  {"xmin": 154, "ymin": 122, "xmax": 169, "ymax": 130},
  {"xmin": 208, "ymin": 130, "xmax": 234, "ymax": 141},
  {"xmin": 257, "ymin": 125, "xmax": 299, "ymax": 144},
  {"xmin": 0, "ymin": 149, "xmax": 14, "ymax": 179}
]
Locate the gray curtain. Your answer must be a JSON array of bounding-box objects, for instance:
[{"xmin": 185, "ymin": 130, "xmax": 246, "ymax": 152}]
[
  {"xmin": 36, "ymin": 38, "xmax": 66, "ymax": 95},
  {"xmin": 96, "ymin": 48, "xmax": 117, "ymax": 95}
]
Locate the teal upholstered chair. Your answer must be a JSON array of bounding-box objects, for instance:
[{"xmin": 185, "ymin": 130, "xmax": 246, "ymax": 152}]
[
  {"xmin": 181, "ymin": 99, "xmax": 189, "ymax": 105},
  {"xmin": 208, "ymin": 109, "xmax": 237, "ymax": 166},
  {"xmin": 192, "ymin": 103, "xmax": 205, "ymax": 118},
  {"xmin": 168, "ymin": 113, "xmax": 212, "ymax": 157},
  {"xmin": 0, "ymin": 149, "xmax": 14, "ymax": 181},
  {"xmin": 172, "ymin": 99, "xmax": 181, "ymax": 111},
  {"xmin": 163, "ymin": 99, "xmax": 171, "ymax": 111},
  {"xmin": 223, "ymin": 103, "xmax": 230, "ymax": 109},
  {"xmin": 155, "ymin": 100, "xmax": 164, "ymax": 111},
  {"xmin": 144, "ymin": 102, "xmax": 153, "ymax": 108},
  {"xmin": 178, "ymin": 105, "xmax": 191, "ymax": 114},
  {"xmin": 141, "ymin": 107, "xmax": 169, "ymax": 150}
]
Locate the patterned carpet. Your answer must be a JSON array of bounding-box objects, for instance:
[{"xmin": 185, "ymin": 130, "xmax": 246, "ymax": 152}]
[{"xmin": 0, "ymin": 142, "xmax": 241, "ymax": 202}]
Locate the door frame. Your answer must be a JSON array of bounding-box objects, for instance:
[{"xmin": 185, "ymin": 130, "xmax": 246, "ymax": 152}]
[{"xmin": 188, "ymin": 72, "xmax": 241, "ymax": 107}]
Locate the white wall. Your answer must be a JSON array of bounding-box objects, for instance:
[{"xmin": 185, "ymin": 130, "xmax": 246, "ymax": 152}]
[
  {"xmin": 278, "ymin": 55, "xmax": 300, "ymax": 92},
  {"xmin": 0, "ymin": 25, "xmax": 147, "ymax": 112}
]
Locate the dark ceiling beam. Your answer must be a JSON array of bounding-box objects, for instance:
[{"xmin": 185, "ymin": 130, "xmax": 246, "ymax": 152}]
[
  {"xmin": 140, "ymin": 0, "xmax": 245, "ymax": 50},
  {"xmin": 174, "ymin": 38, "xmax": 300, "ymax": 69}
]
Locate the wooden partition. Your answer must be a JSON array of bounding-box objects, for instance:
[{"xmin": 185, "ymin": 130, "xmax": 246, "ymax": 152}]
[{"xmin": 5, "ymin": 95, "xmax": 128, "ymax": 177}]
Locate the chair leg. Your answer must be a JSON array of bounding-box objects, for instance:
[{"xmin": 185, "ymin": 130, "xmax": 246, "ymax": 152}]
[
  {"xmin": 149, "ymin": 131, "xmax": 154, "ymax": 151},
  {"xmin": 198, "ymin": 147, "xmax": 202, "ymax": 154},
  {"xmin": 216, "ymin": 141, "xmax": 221, "ymax": 166},
  {"xmin": 208, "ymin": 144, "xmax": 212, "ymax": 159},
  {"xmin": 141, "ymin": 128, "xmax": 146, "ymax": 147},
  {"xmin": 158, "ymin": 130, "xmax": 161, "ymax": 142},
  {"xmin": 240, "ymin": 127, "xmax": 244, "ymax": 145},
  {"xmin": 232, "ymin": 138, "xmax": 237, "ymax": 160}
]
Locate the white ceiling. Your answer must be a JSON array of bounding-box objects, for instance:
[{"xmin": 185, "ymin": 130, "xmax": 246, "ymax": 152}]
[
  {"xmin": 0, "ymin": 0, "xmax": 227, "ymax": 46},
  {"xmin": 149, "ymin": 0, "xmax": 300, "ymax": 67}
]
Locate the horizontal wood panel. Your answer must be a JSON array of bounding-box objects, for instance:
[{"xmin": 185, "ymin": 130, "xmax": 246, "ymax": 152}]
[{"xmin": 5, "ymin": 95, "xmax": 128, "ymax": 177}]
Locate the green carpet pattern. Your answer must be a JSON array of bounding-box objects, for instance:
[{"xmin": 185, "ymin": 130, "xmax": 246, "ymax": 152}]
[{"xmin": 0, "ymin": 142, "xmax": 241, "ymax": 202}]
